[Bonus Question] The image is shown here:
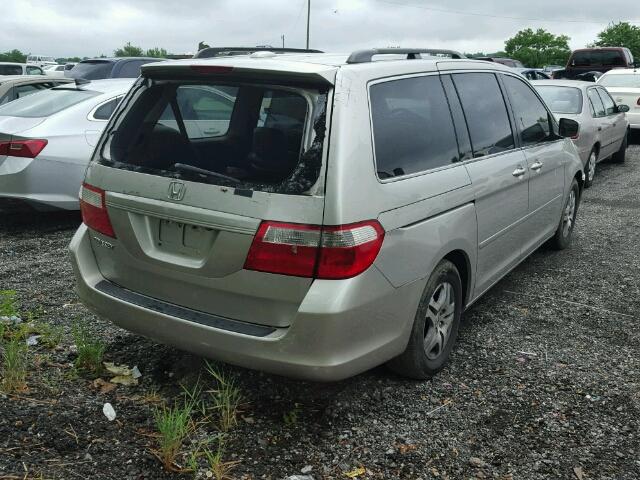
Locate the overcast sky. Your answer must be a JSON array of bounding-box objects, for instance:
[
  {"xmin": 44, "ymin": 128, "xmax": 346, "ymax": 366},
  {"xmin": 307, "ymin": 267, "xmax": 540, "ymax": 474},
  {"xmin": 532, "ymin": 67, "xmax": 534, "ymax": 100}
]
[{"xmin": 2, "ymin": 0, "xmax": 639, "ymax": 58}]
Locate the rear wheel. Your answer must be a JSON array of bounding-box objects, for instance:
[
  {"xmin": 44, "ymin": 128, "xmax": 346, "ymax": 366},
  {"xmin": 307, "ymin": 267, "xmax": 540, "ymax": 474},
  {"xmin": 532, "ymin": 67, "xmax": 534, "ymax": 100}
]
[
  {"xmin": 387, "ymin": 260, "xmax": 462, "ymax": 379},
  {"xmin": 584, "ymin": 148, "xmax": 597, "ymax": 188},
  {"xmin": 611, "ymin": 130, "xmax": 628, "ymax": 164},
  {"xmin": 551, "ymin": 179, "xmax": 579, "ymax": 250}
]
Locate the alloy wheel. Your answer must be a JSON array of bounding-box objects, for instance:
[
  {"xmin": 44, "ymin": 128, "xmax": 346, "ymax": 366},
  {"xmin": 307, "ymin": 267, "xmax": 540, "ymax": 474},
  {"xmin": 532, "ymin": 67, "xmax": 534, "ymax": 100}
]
[
  {"xmin": 562, "ymin": 190, "xmax": 576, "ymax": 238},
  {"xmin": 588, "ymin": 152, "xmax": 596, "ymax": 182},
  {"xmin": 424, "ymin": 282, "xmax": 456, "ymax": 360}
]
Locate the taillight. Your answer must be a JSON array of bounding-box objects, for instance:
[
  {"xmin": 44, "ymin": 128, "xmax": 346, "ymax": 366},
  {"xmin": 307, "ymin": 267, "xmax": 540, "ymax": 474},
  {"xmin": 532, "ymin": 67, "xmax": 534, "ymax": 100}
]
[
  {"xmin": 80, "ymin": 183, "xmax": 116, "ymax": 238},
  {"xmin": 0, "ymin": 139, "xmax": 47, "ymax": 158},
  {"xmin": 244, "ymin": 220, "xmax": 385, "ymax": 280}
]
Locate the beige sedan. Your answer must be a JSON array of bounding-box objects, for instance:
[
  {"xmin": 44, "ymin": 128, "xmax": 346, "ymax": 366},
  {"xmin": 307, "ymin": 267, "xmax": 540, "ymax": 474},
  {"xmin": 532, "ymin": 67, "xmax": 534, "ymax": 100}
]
[{"xmin": 0, "ymin": 75, "xmax": 73, "ymax": 106}]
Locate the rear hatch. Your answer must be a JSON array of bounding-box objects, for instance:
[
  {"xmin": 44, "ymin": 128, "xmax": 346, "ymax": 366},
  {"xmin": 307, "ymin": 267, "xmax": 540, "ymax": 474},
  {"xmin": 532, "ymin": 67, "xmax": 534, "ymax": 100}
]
[{"xmin": 83, "ymin": 63, "xmax": 336, "ymax": 328}]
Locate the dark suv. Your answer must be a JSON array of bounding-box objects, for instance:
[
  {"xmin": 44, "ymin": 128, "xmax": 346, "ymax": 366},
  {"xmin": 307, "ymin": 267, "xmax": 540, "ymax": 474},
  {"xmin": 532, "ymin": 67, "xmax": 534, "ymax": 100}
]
[
  {"xmin": 476, "ymin": 57, "xmax": 525, "ymax": 68},
  {"xmin": 66, "ymin": 57, "xmax": 163, "ymax": 80},
  {"xmin": 554, "ymin": 47, "xmax": 635, "ymax": 81}
]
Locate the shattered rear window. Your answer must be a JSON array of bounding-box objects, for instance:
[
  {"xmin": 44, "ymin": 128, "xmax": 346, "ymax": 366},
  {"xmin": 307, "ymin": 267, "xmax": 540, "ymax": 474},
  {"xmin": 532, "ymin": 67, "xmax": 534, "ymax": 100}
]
[{"xmin": 98, "ymin": 79, "xmax": 328, "ymax": 195}]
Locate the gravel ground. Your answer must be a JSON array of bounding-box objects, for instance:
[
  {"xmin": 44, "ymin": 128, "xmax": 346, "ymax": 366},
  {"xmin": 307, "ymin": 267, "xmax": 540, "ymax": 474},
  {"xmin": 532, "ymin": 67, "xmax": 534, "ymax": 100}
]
[{"xmin": 1, "ymin": 137, "xmax": 639, "ymax": 480}]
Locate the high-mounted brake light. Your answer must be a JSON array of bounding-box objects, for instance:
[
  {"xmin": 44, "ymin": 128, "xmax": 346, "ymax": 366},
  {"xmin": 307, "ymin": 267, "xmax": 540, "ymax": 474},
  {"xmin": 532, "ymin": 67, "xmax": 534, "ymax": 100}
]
[
  {"xmin": 190, "ymin": 65, "xmax": 234, "ymax": 75},
  {"xmin": 80, "ymin": 183, "xmax": 116, "ymax": 238},
  {"xmin": 0, "ymin": 139, "xmax": 47, "ymax": 158},
  {"xmin": 244, "ymin": 220, "xmax": 385, "ymax": 280}
]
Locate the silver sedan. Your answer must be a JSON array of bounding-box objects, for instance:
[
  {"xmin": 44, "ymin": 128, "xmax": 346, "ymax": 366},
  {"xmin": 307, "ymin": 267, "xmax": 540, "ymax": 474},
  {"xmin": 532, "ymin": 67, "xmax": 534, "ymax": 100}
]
[
  {"xmin": 532, "ymin": 80, "xmax": 630, "ymax": 187},
  {"xmin": 0, "ymin": 79, "xmax": 134, "ymax": 210}
]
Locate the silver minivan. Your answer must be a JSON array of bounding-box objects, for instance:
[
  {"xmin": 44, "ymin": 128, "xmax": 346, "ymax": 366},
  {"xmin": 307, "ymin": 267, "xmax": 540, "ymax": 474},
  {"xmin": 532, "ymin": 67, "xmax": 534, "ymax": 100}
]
[{"xmin": 70, "ymin": 49, "xmax": 584, "ymax": 381}]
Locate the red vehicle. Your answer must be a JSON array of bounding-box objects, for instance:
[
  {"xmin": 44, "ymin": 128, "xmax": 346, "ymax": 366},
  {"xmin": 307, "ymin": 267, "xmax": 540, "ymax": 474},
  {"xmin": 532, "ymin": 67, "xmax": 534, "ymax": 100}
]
[{"xmin": 554, "ymin": 47, "xmax": 635, "ymax": 81}]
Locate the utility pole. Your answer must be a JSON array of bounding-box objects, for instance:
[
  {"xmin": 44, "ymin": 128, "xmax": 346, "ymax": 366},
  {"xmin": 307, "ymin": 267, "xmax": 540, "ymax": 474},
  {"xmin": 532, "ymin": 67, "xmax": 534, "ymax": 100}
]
[
  {"xmin": 281, "ymin": 34, "xmax": 285, "ymax": 48},
  {"xmin": 306, "ymin": 0, "xmax": 311, "ymax": 49}
]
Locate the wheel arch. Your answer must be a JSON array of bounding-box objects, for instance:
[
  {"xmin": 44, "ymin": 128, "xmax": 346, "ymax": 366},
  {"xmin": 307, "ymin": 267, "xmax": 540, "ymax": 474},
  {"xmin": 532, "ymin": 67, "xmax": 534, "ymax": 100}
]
[{"xmin": 443, "ymin": 249, "xmax": 472, "ymax": 308}]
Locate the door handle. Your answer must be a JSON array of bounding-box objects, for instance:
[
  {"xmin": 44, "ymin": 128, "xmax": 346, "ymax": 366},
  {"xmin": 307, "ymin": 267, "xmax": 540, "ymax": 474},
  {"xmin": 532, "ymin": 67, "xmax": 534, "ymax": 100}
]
[
  {"xmin": 530, "ymin": 161, "xmax": 543, "ymax": 171},
  {"xmin": 598, "ymin": 126, "xmax": 602, "ymax": 131},
  {"xmin": 512, "ymin": 166, "xmax": 526, "ymax": 177}
]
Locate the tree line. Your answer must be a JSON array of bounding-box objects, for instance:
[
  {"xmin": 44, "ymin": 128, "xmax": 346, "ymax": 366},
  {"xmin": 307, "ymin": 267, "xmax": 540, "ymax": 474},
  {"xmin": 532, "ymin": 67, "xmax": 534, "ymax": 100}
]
[{"xmin": 1, "ymin": 22, "xmax": 639, "ymax": 68}]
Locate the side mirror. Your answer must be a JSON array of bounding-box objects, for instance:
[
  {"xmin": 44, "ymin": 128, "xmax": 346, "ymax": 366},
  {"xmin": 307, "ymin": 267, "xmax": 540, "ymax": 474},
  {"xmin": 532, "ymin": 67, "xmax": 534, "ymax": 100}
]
[
  {"xmin": 559, "ymin": 118, "xmax": 580, "ymax": 139},
  {"xmin": 617, "ymin": 104, "xmax": 630, "ymax": 113}
]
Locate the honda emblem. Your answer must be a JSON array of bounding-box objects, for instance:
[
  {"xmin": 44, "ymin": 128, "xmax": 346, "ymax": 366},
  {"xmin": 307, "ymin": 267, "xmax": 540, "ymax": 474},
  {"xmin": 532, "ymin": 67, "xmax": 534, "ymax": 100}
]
[{"xmin": 168, "ymin": 181, "xmax": 186, "ymax": 201}]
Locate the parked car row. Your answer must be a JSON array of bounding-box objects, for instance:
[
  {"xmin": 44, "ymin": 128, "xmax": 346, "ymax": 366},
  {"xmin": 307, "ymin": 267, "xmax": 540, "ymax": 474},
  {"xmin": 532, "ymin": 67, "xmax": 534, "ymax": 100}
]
[{"xmin": 0, "ymin": 48, "xmax": 634, "ymax": 382}]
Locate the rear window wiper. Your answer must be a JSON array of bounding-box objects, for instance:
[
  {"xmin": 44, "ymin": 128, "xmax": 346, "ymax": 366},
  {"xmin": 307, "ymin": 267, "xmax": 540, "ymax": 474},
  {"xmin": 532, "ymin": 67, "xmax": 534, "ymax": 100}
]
[{"xmin": 173, "ymin": 163, "xmax": 241, "ymax": 184}]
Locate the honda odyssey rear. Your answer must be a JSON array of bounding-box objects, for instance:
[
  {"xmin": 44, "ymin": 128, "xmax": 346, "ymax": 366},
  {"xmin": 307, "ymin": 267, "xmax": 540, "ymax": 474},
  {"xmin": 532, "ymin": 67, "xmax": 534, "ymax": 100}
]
[{"xmin": 70, "ymin": 51, "xmax": 584, "ymax": 381}]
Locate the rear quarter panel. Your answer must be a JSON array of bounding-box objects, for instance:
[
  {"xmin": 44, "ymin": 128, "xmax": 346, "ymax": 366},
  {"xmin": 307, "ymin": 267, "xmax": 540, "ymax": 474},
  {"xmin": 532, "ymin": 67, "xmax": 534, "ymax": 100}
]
[{"xmin": 325, "ymin": 68, "xmax": 477, "ymax": 295}]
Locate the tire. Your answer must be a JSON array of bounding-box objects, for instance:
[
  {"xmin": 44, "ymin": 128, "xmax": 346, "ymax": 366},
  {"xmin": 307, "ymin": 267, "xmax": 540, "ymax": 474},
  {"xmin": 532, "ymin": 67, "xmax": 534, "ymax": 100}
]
[
  {"xmin": 387, "ymin": 259, "xmax": 463, "ymax": 379},
  {"xmin": 550, "ymin": 179, "xmax": 580, "ymax": 250},
  {"xmin": 611, "ymin": 130, "xmax": 628, "ymax": 164},
  {"xmin": 584, "ymin": 148, "xmax": 597, "ymax": 188}
]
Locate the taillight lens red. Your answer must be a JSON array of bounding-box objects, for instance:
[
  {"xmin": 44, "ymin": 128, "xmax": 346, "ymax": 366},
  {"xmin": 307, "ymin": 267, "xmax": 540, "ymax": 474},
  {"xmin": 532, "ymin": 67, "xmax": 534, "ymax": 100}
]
[
  {"xmin": 0, "ymin": 139, "xmax": 47, "ymax": 158},
  {"xmin": 244, "ymin": 220, "xmax": 385, "ymax": 280},
  {"xmin": 80, "ymin": 183, "xmax": 116, "ymax": 238}
]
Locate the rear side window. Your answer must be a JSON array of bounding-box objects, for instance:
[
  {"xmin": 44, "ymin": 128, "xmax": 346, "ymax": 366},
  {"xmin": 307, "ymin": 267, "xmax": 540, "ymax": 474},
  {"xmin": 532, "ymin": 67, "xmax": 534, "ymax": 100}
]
[
  {"xmin": 452, "ymin": 73, "xmax": 515, "ymax": 157},
  {"xmin": 0, "ymin": 88, "xmax": 98, "ymax": 117},
  {"xmin": 596, "ymin": 87, "xmax": 616, "ymax": 115},
  {"xmin": 158, "ymin": 86, "xmax": 238, "ymax": 138},
  {"xmin": 0, "ymin": 65, "xmax": 22, "ymax": 75},
  {"xmin": 370, "ymin": 75, "xmax": 460, "ymax": 179},
  {"xmin": 68, "ymin": 61, "xmax": 114, "ymax": 80},
  {"xmin": 587, "ymin": 88, "xmax": 606, "ymax": 117},
  {"xmin": 502, "ymin": 75, "xmax": 551, "ymax": 146},
  {"xmin": 93, "ymin": 97, "xmax": 122, "ymax": 120},
  {"xmin": 15, "ymin": 83, "xmax": 47, "ymax": 99},
  {"xmin": 117, "ymin": 61, "xmax": 146, "ymax": 78},
  {"xmin": 26, "ymin": 66, "xmax": 43, "ymax": 75},
  {"xmin": 100, "ymin": 80, "xmax": 326, "ymax": 194}
]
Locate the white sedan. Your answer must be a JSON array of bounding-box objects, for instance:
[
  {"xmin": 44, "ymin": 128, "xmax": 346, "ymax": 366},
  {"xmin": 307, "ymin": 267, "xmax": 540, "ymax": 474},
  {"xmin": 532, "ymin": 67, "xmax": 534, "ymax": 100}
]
[
  {"xmin": 597, "ymin": 69, "xmax": 640, "ymax": 130},
  {"xmin": 0, "ymin": 79, "xmax": 134, "ymax": 210}
]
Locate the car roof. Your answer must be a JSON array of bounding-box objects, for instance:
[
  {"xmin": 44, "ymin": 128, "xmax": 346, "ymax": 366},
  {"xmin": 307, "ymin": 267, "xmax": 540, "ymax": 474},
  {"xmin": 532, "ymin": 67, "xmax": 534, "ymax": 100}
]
[
  {"xmin": 0, "ymin": 62, "xmax": 25, "ymax": 66},
  {"xmin": 600, "ymin": 68, "xmax": 639, "ymax": 75},
  {"xmin": 0, "ymin": 75, "xmax": 73, "ymax": 85},
  {"xmin": 141, "ymin": 53, "xmax": 512, "ymax": 84},
  {"xmin": 52, "ymin": 78, "xmax": 135, "ymax": 94},
  {"xmin": 530, "ymin": 79, "xmax": 594, "ymax": 89},
  {"xmin": 78, "ymin": 57, "xmax": 162, "ymax": 63}
]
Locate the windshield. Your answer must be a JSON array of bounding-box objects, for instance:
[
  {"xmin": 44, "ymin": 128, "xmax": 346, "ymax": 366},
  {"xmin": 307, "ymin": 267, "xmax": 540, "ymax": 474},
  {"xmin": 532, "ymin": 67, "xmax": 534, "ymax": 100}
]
[
  {"xmin": 599, "ymin": 74, "xmax": 640, "ymax": 88},
  {"xmin": 99, "ymin": 78, "xmax": 328, "ymax": 194},
  {"xmin": 535, "ymin": 86, "xmax": 583, "ymax": 114},
  {"xmin": 68, "ymin": 61, "xmax": 114, "ymax": 80},
  {"xmin": 0, "ymin": 88, "xmax": 98, "ymax": 118},
  {"xmin": 572, "ymin": 50, "xmax": 626, "ymax": 67}
]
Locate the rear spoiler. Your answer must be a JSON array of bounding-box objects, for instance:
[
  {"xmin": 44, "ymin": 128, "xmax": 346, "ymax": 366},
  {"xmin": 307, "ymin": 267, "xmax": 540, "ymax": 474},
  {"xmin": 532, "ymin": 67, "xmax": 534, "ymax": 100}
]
[{"xmin": 141, "ymin": 63, "xmax": 336, "ymax": 88}]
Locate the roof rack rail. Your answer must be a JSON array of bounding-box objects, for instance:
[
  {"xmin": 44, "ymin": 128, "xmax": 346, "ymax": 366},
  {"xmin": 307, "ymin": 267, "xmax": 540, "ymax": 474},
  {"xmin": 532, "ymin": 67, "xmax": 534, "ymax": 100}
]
[
  {"xmin": 346, "ymin": 48, "xmax": 466, "ymax": 64},
  {"xmin": 194, "ymin": 47, "xmax": 324, "ymax": 59}
]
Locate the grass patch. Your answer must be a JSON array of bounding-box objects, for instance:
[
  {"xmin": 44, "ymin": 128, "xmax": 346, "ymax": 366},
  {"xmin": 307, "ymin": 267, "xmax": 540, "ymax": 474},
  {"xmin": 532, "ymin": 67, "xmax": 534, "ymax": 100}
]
[
  {"xmin": 154, "ymin": 383, "xmax": 201, "ymax": 471},
  {"xmin": 72, "ymin": 322, "xmax": 105, "ymax": 374},
  {"xmin": 0, "ymin": 289, "xmax": 19, "ymax": 317},
  {"xmin": 205, "ymin": 362, "xmax": 241, "ymax": 432},
  {"xmin": 1, "ymin": 336, "xmax": 28, "ymax": 393},
  {"xmin": 202, "ymin": 437, "xmax": 240, "ymax": 480}
]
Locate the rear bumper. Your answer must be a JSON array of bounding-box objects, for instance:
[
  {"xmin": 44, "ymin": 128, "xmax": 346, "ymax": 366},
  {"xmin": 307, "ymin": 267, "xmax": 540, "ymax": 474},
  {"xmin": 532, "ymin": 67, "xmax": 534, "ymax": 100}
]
[
  {"xmin": 627, "ymin": 111, "xmax": 640, "ymax": 129},
  {"xmin": 0, "ymin": 156, "xmax": 83, "ymax": 210},
  {"xmin": 69, "ymin": 225, "xmax": 423, "ymax": 381}
]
